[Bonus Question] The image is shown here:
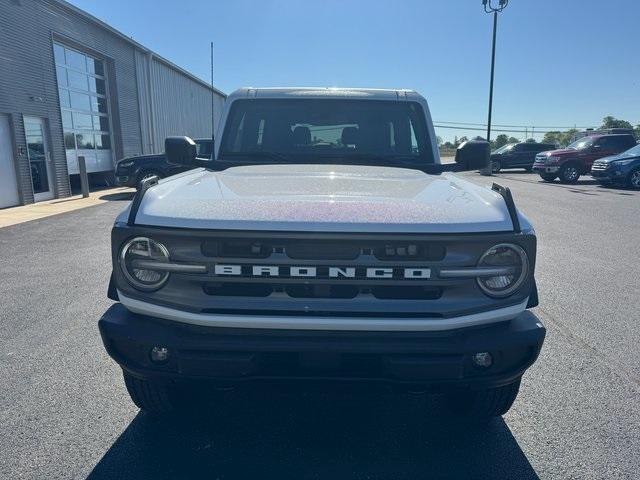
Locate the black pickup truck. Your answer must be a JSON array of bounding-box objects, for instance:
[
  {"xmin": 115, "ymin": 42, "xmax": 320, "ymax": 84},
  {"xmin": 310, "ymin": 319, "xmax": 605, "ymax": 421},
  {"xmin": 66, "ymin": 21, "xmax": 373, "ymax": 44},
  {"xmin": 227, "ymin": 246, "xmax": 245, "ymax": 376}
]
[{"xmin": 115, "ymin": 138, "xmax": 213, "ymax": 188}]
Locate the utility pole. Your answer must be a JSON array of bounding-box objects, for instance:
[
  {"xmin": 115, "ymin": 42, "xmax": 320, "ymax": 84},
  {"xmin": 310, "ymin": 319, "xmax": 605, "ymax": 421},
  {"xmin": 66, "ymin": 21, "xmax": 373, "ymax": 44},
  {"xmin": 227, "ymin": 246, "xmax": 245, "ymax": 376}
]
[{"xmin": 481, "ymin": 0, "xmax": 509, "ymax": 175}]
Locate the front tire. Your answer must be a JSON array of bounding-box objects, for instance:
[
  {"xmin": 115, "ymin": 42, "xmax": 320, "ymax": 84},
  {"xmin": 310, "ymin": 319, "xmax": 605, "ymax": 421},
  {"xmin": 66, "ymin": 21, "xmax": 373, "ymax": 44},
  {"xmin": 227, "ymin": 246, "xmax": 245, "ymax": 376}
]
[
  {"xmin": 539, "ymin": 173, "xmax": 557, "ymax": 182},
  {"xmin": 445, "ymin": 379, "xmax": 521, "ymax": 418},
  {"xmin": 123, "ymin": 372, "xmax": 174, "ymax": 414},
  {"xmin": 559, "ymin": 164, "xmax": 580, "ymax": 184},
  {"xmin": 627, "ymin": 167, "xmax": 640, "ymax": 189}
]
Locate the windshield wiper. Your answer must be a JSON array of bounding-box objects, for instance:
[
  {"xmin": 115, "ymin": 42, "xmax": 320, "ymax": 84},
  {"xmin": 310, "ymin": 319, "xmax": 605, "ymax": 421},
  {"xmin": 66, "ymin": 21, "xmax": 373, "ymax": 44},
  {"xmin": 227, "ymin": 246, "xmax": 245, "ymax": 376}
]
[
  {"xmin": 220, "ymin": 151, "xmax": 294, "ymax": 162},
  {"xmin": 313, "ymin": 153, "xmax": 447, "ymax": 173},
  {"xmin": 315, "ymin": 153, "xmax": 422, "ymax": 164}
]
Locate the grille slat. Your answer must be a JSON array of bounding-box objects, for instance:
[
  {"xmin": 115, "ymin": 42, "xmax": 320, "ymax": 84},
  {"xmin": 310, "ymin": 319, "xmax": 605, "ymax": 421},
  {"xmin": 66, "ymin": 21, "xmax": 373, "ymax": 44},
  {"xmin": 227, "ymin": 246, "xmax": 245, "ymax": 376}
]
[
  {"xmin": 591, "ymin": 162, "xmax": 609, "ymax": 171},
  {"xmin": 202, "ymin": 282, "xmax": 443, "ymax": 301},
  {"xmin": 201, "ymin": 239, "xmax": 447, "ymax": 262}
]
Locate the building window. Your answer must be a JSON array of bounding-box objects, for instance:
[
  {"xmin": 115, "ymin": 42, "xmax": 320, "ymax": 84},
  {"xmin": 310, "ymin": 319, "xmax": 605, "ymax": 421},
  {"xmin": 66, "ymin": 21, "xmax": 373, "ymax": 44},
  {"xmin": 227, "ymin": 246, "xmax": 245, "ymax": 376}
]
[{"xmin": 54, "ymin": 43, "xmax": 112, "ymax": 173}]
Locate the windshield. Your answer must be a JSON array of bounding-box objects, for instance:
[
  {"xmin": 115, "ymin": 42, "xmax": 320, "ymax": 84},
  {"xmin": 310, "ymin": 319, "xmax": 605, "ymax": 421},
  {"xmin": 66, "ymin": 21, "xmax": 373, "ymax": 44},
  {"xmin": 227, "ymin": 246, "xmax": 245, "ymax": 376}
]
[
  {"xmin": 622, "ymin": 143, "xmax": 640, "ymax": 156},
  {"xmin": 220, "ymin": 99, "xmax": 434, "ymax": 165},
  {"xmin": 567, "ymin": 137, "xmax": 593, "ymax": 150},
  {"xmin": 493, "ymin": 144, "xmax": 515, "ymax": 154}
]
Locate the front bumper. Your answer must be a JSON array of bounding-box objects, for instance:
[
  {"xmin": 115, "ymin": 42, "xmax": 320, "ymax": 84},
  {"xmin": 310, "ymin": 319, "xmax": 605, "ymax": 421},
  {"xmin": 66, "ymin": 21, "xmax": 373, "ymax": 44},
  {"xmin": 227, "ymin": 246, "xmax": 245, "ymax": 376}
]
[
  {"xmin": 99, "ymin": 303, "xmax": 546, "ymax": 390},
  {"xmin": 591, "ymin": 167, "xmax": 625, "ymax": 183},
  {"xmin": 532, "ymin": 162, "xmax": 559, "ymax": 174}
]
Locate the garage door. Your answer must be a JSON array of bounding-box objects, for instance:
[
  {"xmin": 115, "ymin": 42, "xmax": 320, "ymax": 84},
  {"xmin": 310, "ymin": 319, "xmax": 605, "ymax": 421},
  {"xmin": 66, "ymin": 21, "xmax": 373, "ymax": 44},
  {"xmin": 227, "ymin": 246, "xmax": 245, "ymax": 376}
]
[
  {"xmin": 0, "ymin": 114, "xmax": 20, "ymax": 209},
  {"xmin": 54, "ymin": 43, "xmax": 113, "ymax": 175}
]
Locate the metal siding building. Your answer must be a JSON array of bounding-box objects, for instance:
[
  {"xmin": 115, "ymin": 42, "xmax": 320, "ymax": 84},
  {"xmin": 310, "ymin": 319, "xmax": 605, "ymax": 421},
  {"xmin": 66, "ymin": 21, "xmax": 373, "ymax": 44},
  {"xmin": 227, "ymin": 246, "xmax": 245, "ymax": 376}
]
[{"xmin": 0, "ymin": 0, "xmax": 225, "ymax": 208}]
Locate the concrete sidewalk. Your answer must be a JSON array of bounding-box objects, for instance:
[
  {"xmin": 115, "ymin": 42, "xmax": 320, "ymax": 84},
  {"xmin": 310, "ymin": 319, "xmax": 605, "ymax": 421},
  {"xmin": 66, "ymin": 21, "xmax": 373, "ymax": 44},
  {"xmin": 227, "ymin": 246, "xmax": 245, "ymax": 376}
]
[{"xmin": 0, "ymin": 187, "xmax": 134, "ymax": 228}]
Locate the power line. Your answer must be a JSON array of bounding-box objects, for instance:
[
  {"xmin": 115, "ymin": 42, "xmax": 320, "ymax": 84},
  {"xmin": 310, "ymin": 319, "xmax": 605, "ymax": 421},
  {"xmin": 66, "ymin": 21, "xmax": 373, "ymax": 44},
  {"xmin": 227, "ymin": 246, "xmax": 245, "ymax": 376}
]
[
  {"xmin": 434, "ymin": 120, "xmax": 596, "ymax": 129},
  {"xmin": 433, "ymin": 124, "xmax": 558, "ymax": 135}
]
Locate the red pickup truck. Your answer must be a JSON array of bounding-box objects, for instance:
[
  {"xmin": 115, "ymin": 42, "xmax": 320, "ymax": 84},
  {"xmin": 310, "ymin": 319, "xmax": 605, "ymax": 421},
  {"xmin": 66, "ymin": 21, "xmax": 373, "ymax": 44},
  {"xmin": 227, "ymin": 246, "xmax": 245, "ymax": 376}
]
[{"xmin": 532, "ymin": 134, "xmax": 637, "ymax": 184}]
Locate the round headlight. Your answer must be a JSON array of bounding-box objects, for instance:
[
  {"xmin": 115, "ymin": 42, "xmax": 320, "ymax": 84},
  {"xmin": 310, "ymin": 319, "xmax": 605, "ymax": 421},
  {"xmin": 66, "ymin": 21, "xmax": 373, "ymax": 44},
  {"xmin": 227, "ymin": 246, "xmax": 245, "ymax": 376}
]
[
  {"xmin": 119, "ymin": 237, "xmax": 170, "ymax": 291},
  {"xmin": 477, "ymin": 243, "xmax": 528, "ymax": 297}
]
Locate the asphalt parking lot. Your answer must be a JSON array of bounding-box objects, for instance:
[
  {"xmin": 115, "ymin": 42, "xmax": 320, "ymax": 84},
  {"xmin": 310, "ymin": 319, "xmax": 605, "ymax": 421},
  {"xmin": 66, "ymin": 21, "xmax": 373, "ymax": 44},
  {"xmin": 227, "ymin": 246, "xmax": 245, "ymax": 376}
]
[{"xmin": 1, "ymin": 171, "xmax": 639, "ymax": 479}]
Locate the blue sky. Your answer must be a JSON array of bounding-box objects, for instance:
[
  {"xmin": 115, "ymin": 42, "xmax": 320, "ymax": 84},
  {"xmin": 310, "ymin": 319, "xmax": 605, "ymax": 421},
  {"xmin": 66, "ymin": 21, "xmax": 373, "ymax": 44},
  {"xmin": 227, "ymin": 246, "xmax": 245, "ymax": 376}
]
[{"xmin": 69, "ymin": 0, "xmax": 640, "ymax": 142}]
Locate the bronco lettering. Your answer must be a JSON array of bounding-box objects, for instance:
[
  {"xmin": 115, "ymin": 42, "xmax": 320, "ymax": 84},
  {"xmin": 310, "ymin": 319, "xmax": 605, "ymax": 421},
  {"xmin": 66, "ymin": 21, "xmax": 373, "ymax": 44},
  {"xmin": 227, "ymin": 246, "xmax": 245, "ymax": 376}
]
[{"xmin": 213, "ymin": 264, "xmax": 432, "ymax": 279}]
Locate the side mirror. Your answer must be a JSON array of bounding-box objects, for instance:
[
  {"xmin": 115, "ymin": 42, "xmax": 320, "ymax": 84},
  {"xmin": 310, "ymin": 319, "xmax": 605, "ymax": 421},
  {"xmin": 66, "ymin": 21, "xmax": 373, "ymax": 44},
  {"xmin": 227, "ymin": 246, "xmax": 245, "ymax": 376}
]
[
  {"xmin": 455, "ymin": 140, "xmax": 490, "ymax": 171},
  {"xmin": 165, "ymin": 136, "xmax": 197, "ymax": 167}
]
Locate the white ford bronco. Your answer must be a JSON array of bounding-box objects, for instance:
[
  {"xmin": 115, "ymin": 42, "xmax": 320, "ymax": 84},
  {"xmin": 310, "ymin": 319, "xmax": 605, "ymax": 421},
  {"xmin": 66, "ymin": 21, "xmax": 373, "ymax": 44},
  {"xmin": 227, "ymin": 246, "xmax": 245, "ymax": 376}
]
[{"xmin": 99, "ymin": 87, "xmax": 545, "ymax": 418}]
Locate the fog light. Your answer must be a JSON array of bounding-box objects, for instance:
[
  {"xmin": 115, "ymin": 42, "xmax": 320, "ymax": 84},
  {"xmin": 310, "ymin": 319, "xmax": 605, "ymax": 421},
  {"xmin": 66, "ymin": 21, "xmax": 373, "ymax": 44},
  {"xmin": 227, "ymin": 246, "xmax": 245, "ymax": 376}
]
[
  {"xmin": 472, "ymin": 352, "xmax": 493, "ymax": 368},
  {"xmin": 150, "ymin": 346, "xmax": 170, "ymax": 363}
]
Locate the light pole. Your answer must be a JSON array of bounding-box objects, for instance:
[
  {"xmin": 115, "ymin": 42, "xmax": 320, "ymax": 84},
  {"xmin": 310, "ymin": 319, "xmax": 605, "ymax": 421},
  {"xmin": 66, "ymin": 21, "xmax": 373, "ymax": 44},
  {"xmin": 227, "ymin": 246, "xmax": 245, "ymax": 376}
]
[{"xmin": 480, "ymin": 0, "xmax": 509, "ymax": 176}]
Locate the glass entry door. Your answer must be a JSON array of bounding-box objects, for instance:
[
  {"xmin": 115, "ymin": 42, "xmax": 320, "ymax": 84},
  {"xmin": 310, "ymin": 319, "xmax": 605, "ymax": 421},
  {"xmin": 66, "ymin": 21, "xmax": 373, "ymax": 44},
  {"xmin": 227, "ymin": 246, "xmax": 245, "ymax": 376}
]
[{"xmin": 24, "ymin": 116, "xmax": 54, "ymax": 201}]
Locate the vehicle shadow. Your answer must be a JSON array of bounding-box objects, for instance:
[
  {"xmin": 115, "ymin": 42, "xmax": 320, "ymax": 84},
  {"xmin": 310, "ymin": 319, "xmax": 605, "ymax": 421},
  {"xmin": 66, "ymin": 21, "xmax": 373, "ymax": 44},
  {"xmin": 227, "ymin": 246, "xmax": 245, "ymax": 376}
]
[
  {"xmin": 87, "ymin": 386, "xmax": 538, "ymax": 480},
  {"xmin": 495, "ymin": 169, "xmax": 534, "ymax": 175},
  {"xmin": 499, "ymin": 172, "xmax": 639, "ymax": 194},
  {"xmin": 98, "ymin": 191, "xmax": 135, "ymax": 202}
]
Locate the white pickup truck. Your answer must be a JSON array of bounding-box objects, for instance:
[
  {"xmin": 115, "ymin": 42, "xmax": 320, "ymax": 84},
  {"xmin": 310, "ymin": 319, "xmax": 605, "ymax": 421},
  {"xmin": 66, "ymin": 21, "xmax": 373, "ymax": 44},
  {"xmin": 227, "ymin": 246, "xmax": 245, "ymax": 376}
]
[{"xmin": 99, "ymin": 87, "xmax": 545, "ymax": 419}]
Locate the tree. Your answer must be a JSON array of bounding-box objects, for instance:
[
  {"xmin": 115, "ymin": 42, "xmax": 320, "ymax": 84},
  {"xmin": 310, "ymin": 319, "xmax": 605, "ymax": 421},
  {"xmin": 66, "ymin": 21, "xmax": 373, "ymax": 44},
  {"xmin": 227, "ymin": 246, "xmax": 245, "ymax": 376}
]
[
  {"xmin": 542, "ymin": 131, "xmax": 562, "ymax": 146},
  {"xmin": 560, "ymin": 129, "xmax": 579, "ymax": 147},
  {"xmin": 601, "ymin": 116, "xmax": 633, "ymax": 130},
  {"xmin": 493, "ymin": 134, "xmax": 509, "ymax": 149},
  {"xmin": 436, "ymin": 136, "xmax": 443, "ymax": 147},
  {"xmin": 507, "ymin": 137, "xmax": 520, "ymax": 144},
  {"xmin": 542, "ymin": 129, "xmax": 579, "ymax": 147}
]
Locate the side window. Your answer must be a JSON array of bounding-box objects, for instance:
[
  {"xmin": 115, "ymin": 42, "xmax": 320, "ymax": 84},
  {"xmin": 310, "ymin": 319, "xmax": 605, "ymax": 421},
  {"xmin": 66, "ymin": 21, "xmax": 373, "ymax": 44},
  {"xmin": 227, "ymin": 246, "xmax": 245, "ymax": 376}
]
[
  {"xmin": 600, "ymin": 136, "xmax": 629, "ymax": 151},
  {"xmin": 608, "ymin": 137, "xmax": 624, "ymax": 150},
  {"xmin": 620, "ymin": 136, "xmax": 636, "ymax": 150}
]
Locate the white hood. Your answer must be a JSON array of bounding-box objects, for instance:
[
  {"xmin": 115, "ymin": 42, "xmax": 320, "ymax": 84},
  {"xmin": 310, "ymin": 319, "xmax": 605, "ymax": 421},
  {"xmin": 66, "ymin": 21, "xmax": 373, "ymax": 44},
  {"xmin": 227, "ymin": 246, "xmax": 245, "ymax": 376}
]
[{"xmin": 126, "ymin": 164, "xmax": 526, "ymax": 233}]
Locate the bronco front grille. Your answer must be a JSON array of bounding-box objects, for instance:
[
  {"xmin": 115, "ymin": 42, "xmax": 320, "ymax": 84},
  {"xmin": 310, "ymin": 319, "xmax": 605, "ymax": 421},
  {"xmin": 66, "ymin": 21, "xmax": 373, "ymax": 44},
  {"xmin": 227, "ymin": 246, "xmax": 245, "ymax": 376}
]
[{"xmin": 113, "ymin": 228, "xmax": 536, "ymax": 318}]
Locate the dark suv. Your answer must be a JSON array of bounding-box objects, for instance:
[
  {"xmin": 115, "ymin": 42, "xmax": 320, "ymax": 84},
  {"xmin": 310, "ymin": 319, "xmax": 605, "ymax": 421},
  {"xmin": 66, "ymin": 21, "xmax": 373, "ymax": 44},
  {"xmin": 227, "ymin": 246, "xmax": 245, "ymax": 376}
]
[
  {"xmin": 491, "ymin": 143, "xmax": 556, "ymax": 173},
  {"xmin": 533, "ymin": 134, "xmax": 636, "ymax": 184},
  {"xmin": 115, "ymin": 138, "xmax": 213, "ymax": 188}
]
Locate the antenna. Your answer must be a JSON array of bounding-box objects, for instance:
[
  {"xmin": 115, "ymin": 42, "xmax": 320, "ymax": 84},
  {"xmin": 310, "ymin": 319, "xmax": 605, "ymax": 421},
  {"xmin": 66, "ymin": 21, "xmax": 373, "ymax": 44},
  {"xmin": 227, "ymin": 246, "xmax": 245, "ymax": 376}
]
[{"xmin": 211, "ymin": 42, "xmax": 216, "ymax": 143}]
